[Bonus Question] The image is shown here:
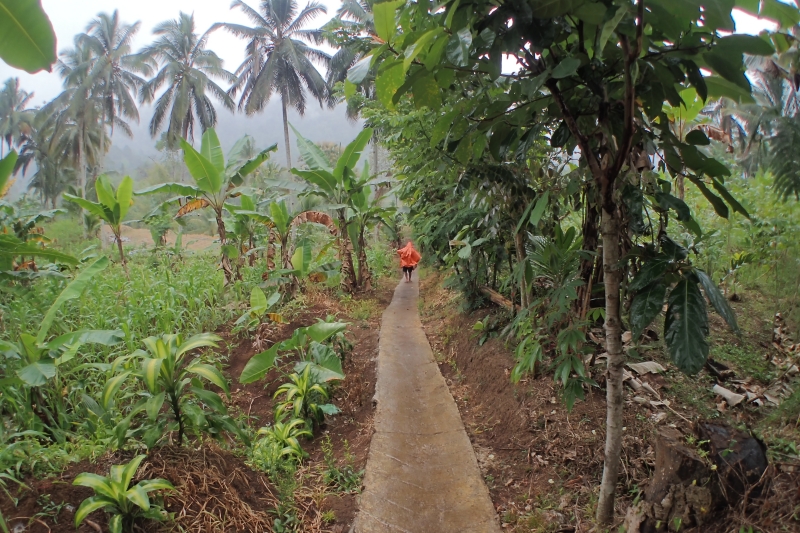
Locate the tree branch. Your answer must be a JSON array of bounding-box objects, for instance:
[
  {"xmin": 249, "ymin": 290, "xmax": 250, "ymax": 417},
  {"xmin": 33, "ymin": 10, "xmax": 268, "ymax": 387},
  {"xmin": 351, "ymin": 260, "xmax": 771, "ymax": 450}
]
[{"xmin": 546, "ymin": 79, "xmax": 603, "ymax": 179}]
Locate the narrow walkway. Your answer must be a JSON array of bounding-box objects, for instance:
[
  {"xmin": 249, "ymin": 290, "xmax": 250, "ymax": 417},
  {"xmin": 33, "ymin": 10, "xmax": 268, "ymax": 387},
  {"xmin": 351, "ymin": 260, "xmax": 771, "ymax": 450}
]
[{"xmin": 353, "ymin": 275, "xmax": 501, "ymax": 533}]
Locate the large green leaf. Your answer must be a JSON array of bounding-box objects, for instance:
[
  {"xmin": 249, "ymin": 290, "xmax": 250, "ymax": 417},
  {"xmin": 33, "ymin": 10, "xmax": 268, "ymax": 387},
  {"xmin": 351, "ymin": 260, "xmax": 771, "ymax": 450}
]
[
  {"xmin": 445, "ymin": 28, "xmax": 472, "ymax": 67},
  {"xmin": 181, "ymin": 139, "xmax": 222, "ymax": 194},
  {"xmin": 17, "ymin": 361, "xmax": 56, "ymax": 387},
  {"xmin": 62, "ymin": 195, "xmax": 108, "ymax": 220},
  {"xmin": 696, "ymin": 269, "xmax": 739, "ymax": 332},
  {"xmin": 704, "ymin": 75, "xmax": 754, "ymax": 104},
  {"xmin": 630, "ymin": 282, "xmax": 667, "ymax": 340},
  {"xmin": 334, "ymin": 128, "xmax": 374, "ymax": 180},
  {"xmin": 73, "ymin": 474, "xmax": 118, "ymax": 501},
  {"xmin": 629, "ymin": 259, "xmax": 669, "ymax": 292},
  {"xmin": 37, "ymin": 256, "xmax": 109, "ymax": 344},
  {"xmin": 664, "ymin": 278, "xmax": 709, "ymax": 374},
  {"xmin": 373, "ymin": 0, "xmax": 404, "ymax": 42},
  {"xmin": 290, "ymin": 125, "xmax": 332, "ymax": 172},
  {"xmin": 116, "ymin": 176, "xmax": 134, "ymax": 221},
  {"xmin": 200, "ymin": 129, "xmax": 225, "ymax": 173},
  {"xmin": 239, "ymin": 343, "xmax": 281, "ymax": 384},
  {"xmin": 73, "ymin": 496, "xmax": 111, "ymax": 528},
  {"xmin": 47, "ymin": 329, "xmax": 124, "ymax": 351},
  {"xmin": 305, "ymin": 321, "xmax": 348, "ymax": 343},
  {"xmin": 0, "ymin": 0, "xmax": 56, "ymax": 73},
  {"xmin": 229, "ymin": 144, "xmax": 277, "ymax": 185},
  {"xmin": 530, "ymin": 0, "xmax": 588, "ymax": 18},
  {"xmin": 140, "ymin": 358, "xmax": 163, "ymax": 393},
  {"xmin": 376, "ymin": 58, "xmax": 405, "ymax": 109},
  {"xmin": 101, "ymin": 372, "xmax": 131, "ymax": 410},
  {"xmin": 0, "ymin": 150, "xmax": 18, "ymax": 193},
  {"xmin": 134, "ymin": 182, "xmax": 203, "ymax": 197},
  {"xmin": 292, "ymin": 169, "xmax": 338, "ymax": 196},
  {"xmin": 187, "ymin": 363, "xmax": 230, "ymax": 395},
  {"xmin": 126, "ymin": 485, "xmax": 151, "ymax": 511},
  {"xmin": 250, "ymin": 286, "xmax": 268, "ymax": 310},
  {"xmin": 0, "ymin": 235, "xmax": 77, "ymax": 265},
  {"xmin": 120, "ymin": 455, "xmax": 146, "ymax": 491},
  {"xmin": 94, "ymin": 175, "xmax": 116, "ymax": 212},
  {"xmin": 291, "ymin": 242, "xmax": 313, "ymax": 277}
]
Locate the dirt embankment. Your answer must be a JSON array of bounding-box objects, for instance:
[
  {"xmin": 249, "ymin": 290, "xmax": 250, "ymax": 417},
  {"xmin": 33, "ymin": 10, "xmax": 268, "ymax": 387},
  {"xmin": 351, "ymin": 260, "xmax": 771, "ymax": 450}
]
[{"xmin": 417, "ymin": 273, "xmax": 800, "ymax": 532}]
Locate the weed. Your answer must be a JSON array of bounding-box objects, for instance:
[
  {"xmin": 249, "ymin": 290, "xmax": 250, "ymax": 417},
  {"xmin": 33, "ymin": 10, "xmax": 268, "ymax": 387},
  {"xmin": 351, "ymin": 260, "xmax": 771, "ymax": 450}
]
[
  {"xmin": 321, "ymin": 510, "xmax": 336, "ymax": 524},
  {"xmin": 321, "ymin": 436, "xmax": 363, "ymax": 493}
]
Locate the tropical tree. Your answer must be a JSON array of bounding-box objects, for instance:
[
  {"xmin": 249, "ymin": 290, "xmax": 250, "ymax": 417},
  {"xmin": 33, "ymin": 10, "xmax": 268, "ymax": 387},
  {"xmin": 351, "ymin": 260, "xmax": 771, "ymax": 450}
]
[
  {"xmin": 291, "ymin": 126, "xmax": 373, "ymax": 292},
  {"xmin": 348, "ymin": 168, "xmax": 394, "ymax": 291},
  {"xmin": 139, "ymin": 12, "xmax": 236, "ymax": 150},
  {"xmin": 0, "ymin": 78, "xmax": 35, "ymax": 158},
  {"xmin": 136, "ymin": 128, "xmax": 277, "ymax": 283},
  {"xmin": 215, "ymin": 0, "xmax": 332, "ymax": 167},
  {"xmin": 361, "ymin": 0, "xmax": 785, "ymax": 523},
  {"xmin": 64, "ymin": 175, "xmax": 134, "ymax": 268},
  {"xmin": 79, "ymin": 10, "xmax": 150, "ymax": 172}
]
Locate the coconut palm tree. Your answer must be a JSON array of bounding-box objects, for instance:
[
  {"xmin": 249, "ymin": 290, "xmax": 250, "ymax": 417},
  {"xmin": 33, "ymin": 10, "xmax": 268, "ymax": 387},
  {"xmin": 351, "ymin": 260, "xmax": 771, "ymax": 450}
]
[
  {"xmin": 139, "ymin": 12, "xmax": 236, "ymax": 150},
  {"xmin": 214, "ymin": 0, "xmax": 332, "ymax": 167},
  {"xmin": 79, "ymin": 10, "xmax": 150, "ymax": 172},
  {"xmin": 0, "ymin": 78, "xmax": 35, "ymax": 158}
]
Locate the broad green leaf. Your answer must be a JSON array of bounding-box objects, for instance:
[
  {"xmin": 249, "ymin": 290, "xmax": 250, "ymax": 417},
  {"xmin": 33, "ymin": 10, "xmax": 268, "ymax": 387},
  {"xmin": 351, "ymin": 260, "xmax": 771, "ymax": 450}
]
[
  {"xmin": 373, "ymin": 0, "xmax": 404, "ymax": 42},
  {"xmin": 630, "ymin": 282, "xmax": 667, "ymax": 340},
  {"xmin": 376, "ymin": 59, "xmax": 405, "ymax": 109},
  {"xmin": 95, "ymin": 175, "xmax": 116, "ymax": 212},
  {"xmin": 73, "ymin": 474, "xmax": 118, "ymax": 501},
  {"xmin": 0, "ymin": 150, "xmax": 18, "ymax": 193},
  {"xmin": 291, "ymin": 242, "xmax": 313, "ymax": 276},
  {"xmin": 0, "ymin": 0, "xmax": 57, "ymax": 73},
  {"xmin": 703, "ymin": 50, "xmax": 750, "ymax": 92},
  {"xmin": 37, "ymin": 256, "xmax": 109, "ymax": 344},
  {"xmin": 305, "ymin": 321, "xmax": 348, "ymax": 343},
  {"xmin": 48, "ymin": 329, "xmax": 124, "ymax": 351},
  {"xmin": 239, "ymin": 343, "xmax": 281, "ymax": 384},
  {"xmin": 109, "ymin": 514, "xmax": 123, "ymax": 533},
  {"xmin": 445, "ymin": 28, "xmax": 472, "ymax": 67},
  {"xmin": 290, "ymin": 125, "xmax": 332, "ymax": 172},
  {"xmin": 347, "ymin": 55, "xmax": 372, "ymax": 84},
  {"xmin": 250, "ymin": 287, "xmax": 268, "ymax": 310},
  {"xmin": 696, "ymin": 269, "xmax": 739, "ymax": 332},
  {"xmin": 715, "ymin": 34, "xmax": 774, "ymax": 56},
  {"xmin": 136, "ymin": 479, "xmax": 174, "ymax": 492},
  {"xmin": 704, "ymin": 76, "xmax": 754, "ymax": 104},
  {"xmin": 200, "ymin": 128, "xmax": 225, "ymax": 173},
  {"xmin": 120, "ymin": 455, "xmax": 146, "ymax": 490},
  {"xmin": 126, "ymin": 485, "xmax": 151, "ymax": 511},
  {"xmin": 760, "ymin": 0, "xmax": 800, "ymax": 28},
  {"xmin": 229, "ymin": 144, "xmax": 277, "ymax": 185},
  {"xmin": 685, "ymin": 130, "xmax": 710, "ymax": 146},
  {"xmin": 664, "ymin": 278, "xmax": 709, "ymax": 375},
  {"xmin": 711, "ymin": 178, "xmax": 750, "ymax": 218},
  {"xmin": 175, "ymin": 333, "xmax": 221, "ymax": 357},
  {"xmin": 404, "ymin": 29, "xmax": 443, "ymax": 73},
  {"xmin": 0, "ymin": 235, "xmax": 77, "ymax": 265},
  {"xmin": 62, "ymin": 195, "xmax": 108, "ymax": 220},
  {"xmin": 116, "ymin": 176, "xmax": 134, "ymax": 221},
  {"xmin": 318, "ymin": 403, "xmax": 341, "ymax": 415},
  {"xmin": 598, "ymin": 6, "xmax": 627, "ymax": 58},
  {"xmin": 181, "ymin": 139, "xmax": 222, "ymax": 194},
  {"xmin": 145, "ymin": 392, "xmax": 166, "ymax": 420},
  {"xmin": 334, "ymin": 128, "xmax": 374, "ymax": 179},
  {"xmin": 430, "ymin": 108, "xmax": 460, "ymax": 147},
  {"xmin": 134, "ymin": 182, "xmax": 203, "ymax": 197},
  {"xmin": 191, "ymin": 386, "xmax": 227, "ymax": 413},
  {"xmin": 140, "ymin": 358, "xmax": 163, "ymax": 393},
  {"xmin": 702, "ymin": 0, "xmax": 736, "ymax": 30},
  {"xmin": 188, "ymin": 363, "xmax": 230, "ymax": 395},
  {"xmin": 292, "ymin": 169, "xmax": 338, "ymax": 196},
  {"xmin": 413, "ymin": 74, "xmax": 442, "ymax": 110},
  {"xmin": 101, "ymin": 372, "xmax": 131, "ymax": 410},
  {"xmin": 529, "ymin": 191, "xmax": 550, "ymax": 226},
  {"xmin": 73, "ymin": 496, "xmax": 110, "ymax": 528},
  {"xmin": 687, "ymin": 175, "xmax": 728, "ymax": 219},
  {"xmin": 629, "ymin": 259, "xmax": 669, "ymax": 292},
  {"xmin": 17, "ymin": 361, "xmax": 56, "ymax": 387}
]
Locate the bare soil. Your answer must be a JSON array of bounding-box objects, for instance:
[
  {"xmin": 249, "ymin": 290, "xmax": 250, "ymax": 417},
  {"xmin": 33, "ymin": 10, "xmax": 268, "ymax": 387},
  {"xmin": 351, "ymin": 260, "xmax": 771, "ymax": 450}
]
[{"xmin": 417, "ymin": 272, "xmax": 800, "ymax": 533}]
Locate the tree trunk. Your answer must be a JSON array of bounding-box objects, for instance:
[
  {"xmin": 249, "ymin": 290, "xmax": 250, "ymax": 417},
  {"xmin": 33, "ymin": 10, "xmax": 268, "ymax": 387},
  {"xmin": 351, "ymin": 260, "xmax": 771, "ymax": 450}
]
[
  {"xmin": 358, "ymin": 224, "xmax": 372, "ymax": 291},
  {"xmin": 338, "ymin": 211, "xmax": 356, "ymax": 293},
  {"xmin": 677, "ymin": 174, "xmax": 685, "ymax": 200},
  {"xmin": 282, "ymin": 99, "xmax": 292, "ymax": 168},
  {"xmin": 216, "ymin": 214, "xmax": 233, "ymax": 284},
  {"xmin": 514, "ymin": 231, "xmax": 529, "ymax": 309},
  {"xmin": 578, "ymin": 197, "xmax": 599, "ymax": 314},
  {"xmin": 99, "ymin": 108, "xmax": 106, "ymax": 175},
  {"xmin": 372, "ymin": 136, "xmax": 379, "ymax": 175},
  {"xmin": 78, "ymin": 124, "xmax": 87, "ymax": 238},
  {"xmin": 596, "ymin": 206, "xmax": 625, "ymax": 525}
]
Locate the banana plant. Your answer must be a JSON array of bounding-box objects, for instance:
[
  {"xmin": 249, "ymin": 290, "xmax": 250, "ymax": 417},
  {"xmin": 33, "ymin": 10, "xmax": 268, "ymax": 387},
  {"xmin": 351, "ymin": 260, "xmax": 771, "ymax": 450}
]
[
  {"xmin": 73, "ymin": 455, "xmax": 173, "ymax": 533},
  {"xmin": 291, "ymin": 126, "xmax": 375, "ymax": 293},
  {"xmin": 348, "ymin": 173, "xmax": 396, "ymax": 291},
  {"xmin": 0, "ymin": 257, "xmax": 123, "ymax": 439},
  {"xmin": 0, "ymin": 151, "xmax": 76, "ymax": 270},
  {"xmin": 104, "ymin": 333, "xmax": 243, "ymax": 447},
  {"xmin": 240, "ymin": 321, "xmax": 348, "ymax": 385},
  {"xmin": 64, "ymin": 175, "xmax": 134, "ymax": 268},
  {"xmin": 135, "ymin": 129, "xmax": 277, "ymax": 283},
  {"xmin": 233, "ymin": 287, "xmax": 285, "ymax": 334}
]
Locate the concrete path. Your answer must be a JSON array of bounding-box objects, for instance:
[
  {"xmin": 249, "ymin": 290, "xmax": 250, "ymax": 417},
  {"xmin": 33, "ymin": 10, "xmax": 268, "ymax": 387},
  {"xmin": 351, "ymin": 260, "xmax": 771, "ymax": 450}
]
[{"xmin": 353, "ymin": 275, "xmax": 501, "ymax": 533}]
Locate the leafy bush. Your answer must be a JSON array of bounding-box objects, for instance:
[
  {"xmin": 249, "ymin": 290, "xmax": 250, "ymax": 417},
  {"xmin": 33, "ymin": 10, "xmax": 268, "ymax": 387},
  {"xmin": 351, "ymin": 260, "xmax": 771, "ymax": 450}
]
[
  {"xmin": 249, "ymin": 417, "xmax": 312, "ymax": 474},
  {"xmin": 73, "ymin": 455, "xmax": 173, "ymax": 533},
  {"xmin": 274, "ymin": 365, "xmax": 339, "ymax": 431},
  {"xmin": 106, "ymin": 333, "xmax": 244, "ymax": 447}
]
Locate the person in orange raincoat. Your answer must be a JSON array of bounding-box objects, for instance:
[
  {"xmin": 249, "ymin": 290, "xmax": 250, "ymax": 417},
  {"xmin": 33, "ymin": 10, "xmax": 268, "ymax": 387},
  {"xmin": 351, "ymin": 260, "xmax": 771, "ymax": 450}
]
[{"xmin": 397, "ymin": 241, "xmax": 421, "ymax": 283}]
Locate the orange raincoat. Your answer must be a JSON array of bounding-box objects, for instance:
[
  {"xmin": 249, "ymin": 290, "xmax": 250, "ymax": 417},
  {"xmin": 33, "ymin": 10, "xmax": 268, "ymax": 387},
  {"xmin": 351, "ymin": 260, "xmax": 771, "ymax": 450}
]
[{"xmin": 397, "ymin": 242, "xmax": 422, "ymax": 268}]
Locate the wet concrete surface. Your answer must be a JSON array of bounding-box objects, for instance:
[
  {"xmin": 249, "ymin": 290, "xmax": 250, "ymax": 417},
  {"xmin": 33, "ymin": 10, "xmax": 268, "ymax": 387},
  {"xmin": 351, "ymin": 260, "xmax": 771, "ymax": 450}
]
[{"xmin": 352, "ymin": 276, "xmax": 501, "ymax": 533}]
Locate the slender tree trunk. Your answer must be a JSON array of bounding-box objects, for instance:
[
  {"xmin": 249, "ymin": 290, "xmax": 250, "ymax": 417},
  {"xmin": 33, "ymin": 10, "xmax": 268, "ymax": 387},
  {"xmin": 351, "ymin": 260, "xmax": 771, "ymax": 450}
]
[
  {"xmin": 216, "ymin": 213, "xmax": 233, "ymax": 284},
  {"xmin": 99, "ymin": 108, "xmax": 106, "ymax": 175},
  {"xmin": 677, "ymin": 174, "xmax": 685, "ymax": 200},
  {"xmin": 372, "ymin": 136, "xmax": 379, "ymax": 174},
  {"xmin": 358, "ymin": 223, "xmax": 372, "ymax": 291},
  {"xmin": 514, "ymin": 231, "xmax": 529, "ymax": 309},
  {"xmin": 78, "ymin": 124, "xmax": 87, "ymax": 238},
  {"xmin": 578, "ymin": 198, "xmax": 599, "ymax": 314},
  {"xmin": 596, "ymin": 206, "xmax": 625, "ymax": 525},
  {"xmin": 338, "ymin": 210, "xmax": 356, "ymax": 293},
  {"xmin": 282, "ymin": 99, "xmax": 292, "ymax": 168}
]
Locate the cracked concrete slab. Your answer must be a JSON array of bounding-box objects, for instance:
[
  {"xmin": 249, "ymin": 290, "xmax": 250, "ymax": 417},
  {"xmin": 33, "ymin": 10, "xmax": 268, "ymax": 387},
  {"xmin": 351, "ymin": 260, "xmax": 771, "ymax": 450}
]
[{"xmin": 352, "ymin": 276, "xmax": 501, "ymax": 533}]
